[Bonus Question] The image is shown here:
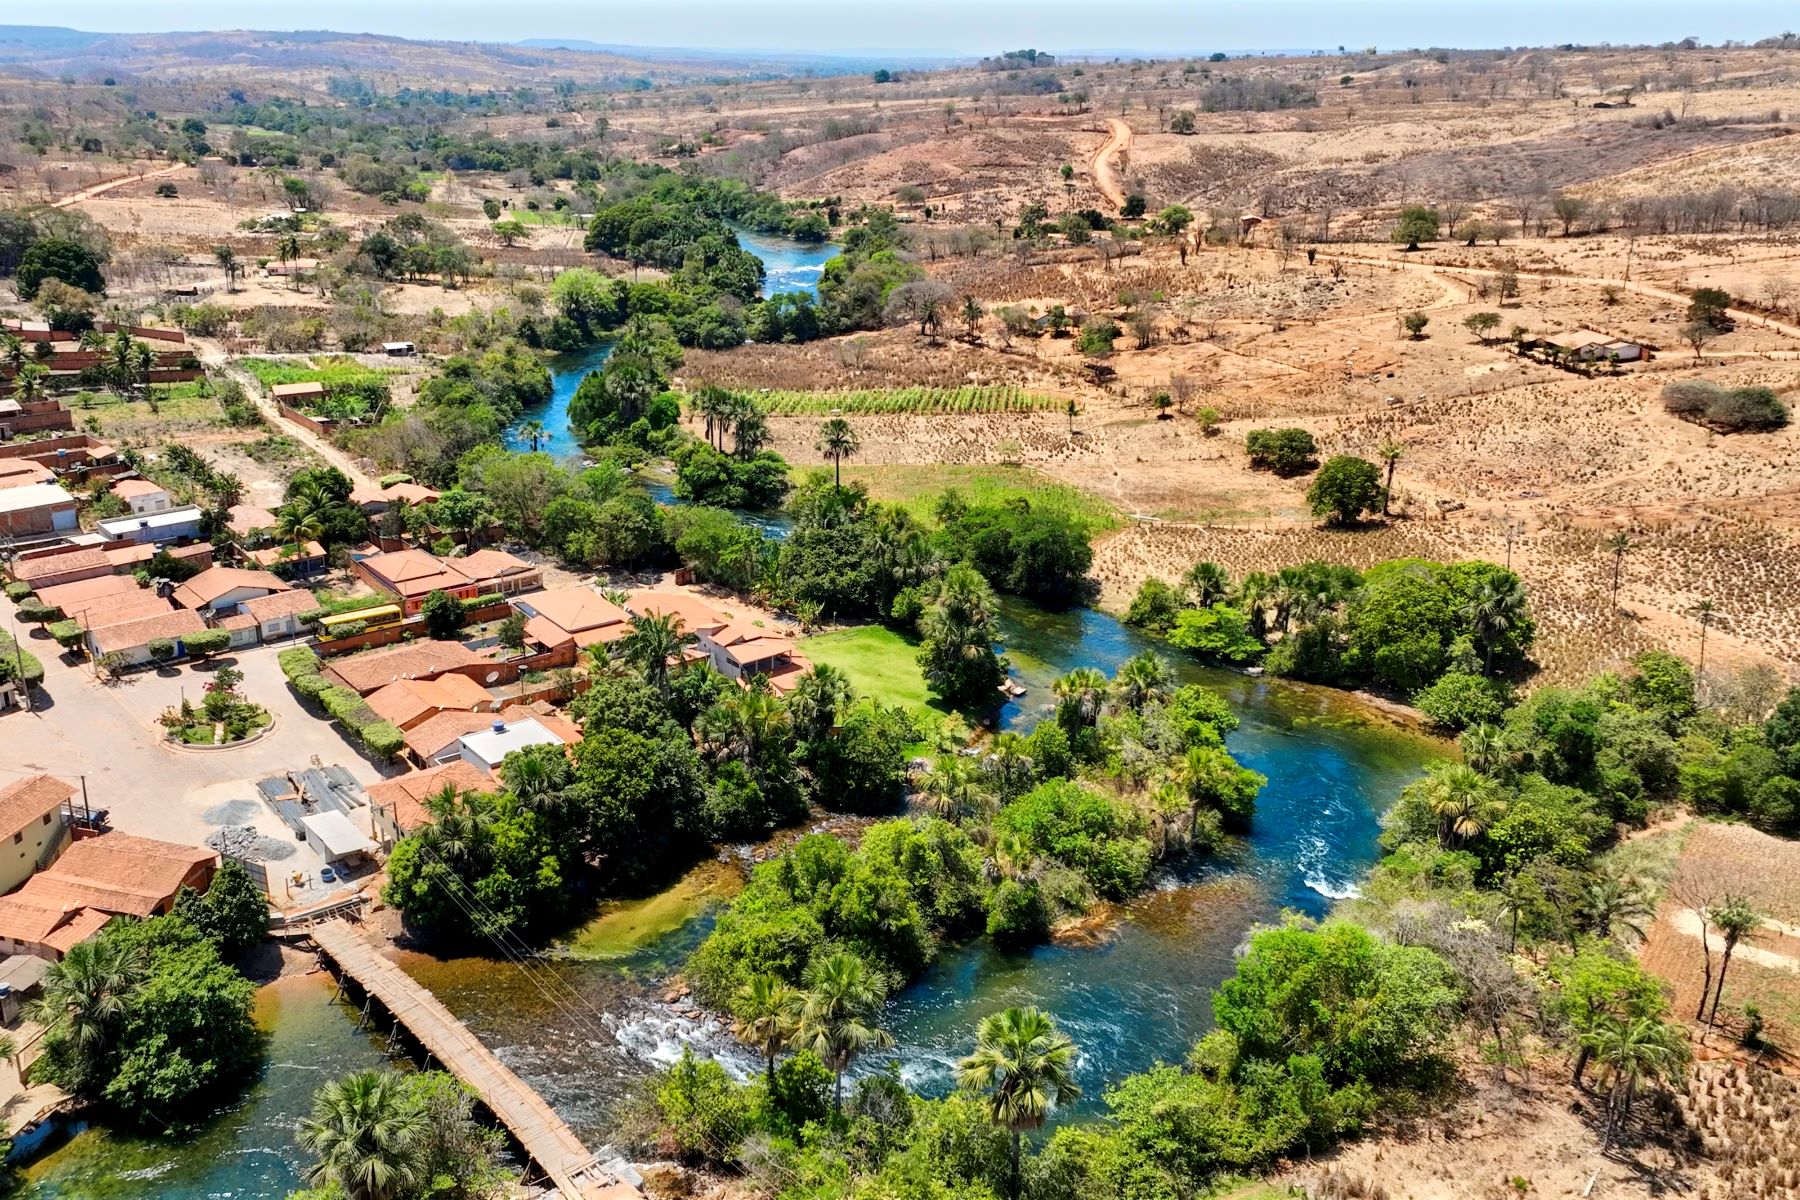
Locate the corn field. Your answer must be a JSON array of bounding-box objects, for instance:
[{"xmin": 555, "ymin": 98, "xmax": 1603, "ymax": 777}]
[{"xmin": 760, "ymin": 386, "xmax": 1063, "ymax": 415}]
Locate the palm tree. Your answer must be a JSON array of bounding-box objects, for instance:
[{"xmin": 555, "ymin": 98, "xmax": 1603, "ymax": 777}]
[
  {"xmin": 213, "ymin": 244, "xmax": 241, "ymax": 292},
  {"xmin": 1581, "ymin": 866, "xmax": 1653, "ymax": 944},
  {"xmin": 0, "ymin": 333, "xmax": 23, "ymax": 371},
  {"xmin": 1459, "ymin": 722, "xmax": 1510, "ymax": 777},
  {"xmin": 498, "ymin": 743, "xmax": 571, "ymax": 810},
  {"xmin": 298, "ymin": 1069, "xmax": 426, "ymax": 1200},
  {"xmin": 620, "ymin": 612, "xmax": 689, "ymax": 697},
  {"xmin": 730, "ymin": 974, "xmax": 801, "ymax": 1084},
  {"xmin": 1377, "ymin": 438, "xmax": 1404, "ymax": 515},
  {"xmin": 518, "ymin": 419, "xmax": 546, "ymax": 452},
  {"xmin": 1052, "ymin": 667, "xmax": 1109, "ymax": 729},
  {"xmin": 1421, "ymin": 762, "xmax": 1504, "ymax": 848},
  {"xmin": 919, "ymin": 755, "xmax": 993, "ymax": 822},
  {"xmin": 276, "ymin": 492, "xmax": 328, "ymax": 579},
  {"xmin": 698, "ymin": 686, "xmax": 791, "ymax": 767},
  {"xmin": 794, "ymin": 951, "xmax": 894, "ymax": 1112},
  {"xmin": 732, "ymin": 406, "xmax": 770, "ymax": 459},
  {"xmin": 132, "ymin": 341, "xmax": 155, "ymax": 410},
  {"xmin": 1692, "ymin": 599, "xmax": 1717, "ymax": 682},
  {"xmin": 1463, "ymin": 574, "xmax": 1528, "ymax": 675},
  {"xmin": 1183, "ymin": 561, "xmax": 1231, "ymax": 607},
  {"xmin": 277, "ymin": 232, "xmax": 302, "ymax": 289},
  {"xmin": 955, "ymin": 1007, "xmax": 1080, "ymax": 1199},
  {"xmin": 12, "ymin": 363, "xmax": 49, "ymax": 403},
  {"xmin": 787, "ymin": 663, "xmax": 854, "ymax": 744},
  {"xmin": 1604, "ymin": 532, "xmax": 1633, "ymax": 617},
  {"xmin": 29, "ymin": 937, "xmax": 147, "ymax": 1074},
  {"xmin": 815, "ymin": 417, "xmax": 861, "ymax": 489},
  {"xmin": 983, "ymin": 731, "xmax": 1036, "ymax": 802},
  {"xmin": 1111, "ymin": 651, "xmax": 1173, "ymax": 714},
  {"xmin": 1587, "ymin": 1015, "xmax": 1689, "ymax": 1150},
  {"xmin": 1706, "ymin": 895, "xmax": 1763, "ymax": 1025}
]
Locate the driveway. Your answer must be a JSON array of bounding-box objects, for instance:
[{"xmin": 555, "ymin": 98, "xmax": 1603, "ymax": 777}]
[{"xmin": 0, "ymin": 634, "xmax": 396, "ymax": 905}]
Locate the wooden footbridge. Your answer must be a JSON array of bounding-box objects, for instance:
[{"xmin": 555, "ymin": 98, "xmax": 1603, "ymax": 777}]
[{"xmin": 310, "ymin": 919, "xmax": 639, "ymax": 1200}]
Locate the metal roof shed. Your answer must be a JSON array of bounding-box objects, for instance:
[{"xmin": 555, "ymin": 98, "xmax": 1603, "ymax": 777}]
[{"xmin": 301, "ymin": 811, "xmax": 377, "ymax": 862}]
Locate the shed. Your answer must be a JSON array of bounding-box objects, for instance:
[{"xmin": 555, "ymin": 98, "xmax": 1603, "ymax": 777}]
[
  {"xmin": 301, "ymin": 811, "xmax": 378, "ymax": 863},
  {"xmin": 381, "ymin": 342, "xmax": 416, "ymax": 356}
]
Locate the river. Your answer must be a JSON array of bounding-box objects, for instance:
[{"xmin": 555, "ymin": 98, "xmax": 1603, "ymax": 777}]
[
  {"xmin": 502, "ymin": 226, "xmax": 835, "ymax": 460},
  {"xmin": 18, "ymin": 227, "xmax": 1441, "ymax": 1190}
]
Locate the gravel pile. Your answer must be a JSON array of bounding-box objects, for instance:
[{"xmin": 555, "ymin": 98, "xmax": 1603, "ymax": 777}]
[{"xmin": 206, "ymin": 825, "xmax": 296, "ymax": 863}]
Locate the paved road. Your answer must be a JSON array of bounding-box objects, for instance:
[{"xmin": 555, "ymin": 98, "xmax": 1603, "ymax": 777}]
[{"xmin": 0, "ymin": 634, "xmax": 393, "ymax": 895}]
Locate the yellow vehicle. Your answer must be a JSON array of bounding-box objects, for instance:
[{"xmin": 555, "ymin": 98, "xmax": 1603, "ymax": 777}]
[{"xmin": 319, "ymin": 604, "xmax": 403, "ymax": 636}]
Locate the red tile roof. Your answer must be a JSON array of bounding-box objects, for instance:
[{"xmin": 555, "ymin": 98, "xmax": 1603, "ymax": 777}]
[
  {"xmin": 87, "ymin": 608, "xmax": 207, "ymax": 655},
  {"xmin": 366, "ymin": 674, "xmax": 490, "ymax": 729},
  {"xmin": 14, "ymin": 831, "xmax": 215, "ymax": 919},
  {"xmin": 171, "ymin": 566, "xmax": 289, "ymax": 610},
  {"xmin": 11, "ymin": 548, "xmax": 109, "ymax": 583},
  {"xmin": 365, "ymin": 761, "xmax": 494, "ymax": 835},
  {"xmin": 0, "ymin": 774, "xmax": 73, "ymax": 840},
  {"xmin": 326, "ymin": 639, "xmax": 484, "ymax": 694}
]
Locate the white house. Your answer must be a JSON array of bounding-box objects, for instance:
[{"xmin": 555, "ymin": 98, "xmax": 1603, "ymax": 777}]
[
  {"xmin": 96, "ymin": 505, "xmax": 206, "ymax": 546},
  {"xmin": 109, "ymin": 478, "xmax": 173, "ymax": 516},
  {"xmin": 450, "ymin": 716, "xmax": 568, "ymax": 772},
  {"xmin": 170, "ymin": 566, "xmax": 291, "ymax": 617}
]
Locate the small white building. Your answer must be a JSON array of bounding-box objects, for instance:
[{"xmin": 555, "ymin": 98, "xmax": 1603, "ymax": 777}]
[
  {"xmin": 450, "ymin": 716, "xmax": 567, "ymax": 772},
  {"xmin": 96, "ymin": 505, "xmax": 206, "ymax": 546},
  {"xmin": 109, "ymin": 478, "xmax": 173, "ymax": 516},
  {"xmin": 381, "ymin": 341, "xmax": 416, "ymax": 357}
]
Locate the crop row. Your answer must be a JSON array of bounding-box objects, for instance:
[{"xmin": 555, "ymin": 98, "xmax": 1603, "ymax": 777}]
[{"xmin": 760, "ymin": 385, "xmax": 1063, "ymax": 415}]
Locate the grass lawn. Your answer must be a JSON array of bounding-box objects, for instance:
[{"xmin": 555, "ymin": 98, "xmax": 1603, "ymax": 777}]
[
  {"xmin": 801, "ymin": 625, "xmax": 938, "ymax": 715},
  {"xmin": 239, "ymin": 356, "xmax": 403, "ymax": 390},
  {"xmin": 811, "ymin": 464, "xmax": 1122, "ymax": 535},
  {"xmin": 72, "ymin": 389, "xmax": 224, "ymax": 434}
]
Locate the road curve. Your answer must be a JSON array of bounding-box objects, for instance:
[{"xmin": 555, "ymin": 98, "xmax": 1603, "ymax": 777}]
[{"xmin": 1091, "ymin": 118, "xmax": 1132, "ymax": 212}]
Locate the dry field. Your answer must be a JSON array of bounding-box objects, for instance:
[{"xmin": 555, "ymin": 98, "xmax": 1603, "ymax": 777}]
[{"xmin": 11, "ymin": 44, "xmax": 1800, "ymax": 687}]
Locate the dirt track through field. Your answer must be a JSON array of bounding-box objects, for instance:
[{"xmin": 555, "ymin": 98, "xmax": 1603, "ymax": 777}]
[
  {"xmin": 49, "ymin": 162, "xmax": 183, "ymax": 208},
  {"xmin": 1091, "ymin": 118, "xmax": 1132, "ymax": 211}
]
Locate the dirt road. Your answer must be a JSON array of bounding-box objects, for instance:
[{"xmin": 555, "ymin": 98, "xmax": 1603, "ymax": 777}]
[
  {"xmin": 192, "ymin": 339, "xmax": 376, "ymax": 488},
  {"xmin": 1091, "ymin": 118, "xmax": 1132, "ymax": 212},
  {"xmin": 1318, "ymin": 251, "xmax": 1800, "ymax": 342},
  {"xmin": 48, "ymin": 162, "xmax": 183, "ymax": 209}
]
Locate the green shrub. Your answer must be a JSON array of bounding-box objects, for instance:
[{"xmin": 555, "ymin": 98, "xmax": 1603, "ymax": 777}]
[
  {"xmin": 360, "ymin": 721, "xmax": 406, "ymax": 758},
  {"xmin": 1413, "ymin": 671, "xmax": 1509, "ymax": 730},
  {"xmin": 47, "ymin": 620, "xmax": 85, "ymax": 649},
  {"xmin": 184, "ymin": 629, "xmax": 232, "ymax": 658},
  {"xmin": 278, "ymin": 646, "xmax": 321, "ymax": 681},
  {"xmin": 0, "ymin": 633, "xmax": 44, "ymax": 684},
  {"xmin": 3, "ymin": 582, "xmax": 32, "ymax": 602},
  {"xmin": 1245, "ymin": 427, "xmax": 1318, "ymax": 475},
  {"xmin": 147, "ymin": 638, "xmax": 178, "ymax": 663},
  {"xmin": 293, "ymin": 671, "xmax": 333, "ymax": 699},
  {"xmin": 14, "ymin": 599, "xmax": 58, "ymax": 623},
  {"xmin": 464, "ymin": 592, "xmax": 505, "ymax": 610}
]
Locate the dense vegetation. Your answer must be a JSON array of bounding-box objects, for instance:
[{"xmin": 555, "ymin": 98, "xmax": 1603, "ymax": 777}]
[
  {"xmin": 29, "ymin": 914, "xmax": 258, "ymax": 1127},
  {"xmin": 687, "ymin": 651, "xmax": 1260, "ymax": 1005},
  {"xmin": 1127, "ymin": 556, "xmax": 1534, "ymax": 713},
  {"xmin": 289, "ymin": 1068, "xmax": 509, "ymax": 1200}
]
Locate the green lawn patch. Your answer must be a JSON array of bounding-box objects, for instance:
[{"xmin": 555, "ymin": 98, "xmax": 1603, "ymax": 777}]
[
  {"xmin": 815, "ymin": 464, "xmax": 1122, "ymax": 535},
  {"xmin": 800, "ymin": 625, "xmax": 937, "ymax": 715},
  {"xmin": 238, "ymin": 356, "xmax": 403, "ymax": 390}
]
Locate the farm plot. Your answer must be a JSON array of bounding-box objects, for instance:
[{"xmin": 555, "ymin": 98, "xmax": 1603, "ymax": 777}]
[{"xmin": 760, "ymin": 385, "xmax": 1064, "ymax": 415}]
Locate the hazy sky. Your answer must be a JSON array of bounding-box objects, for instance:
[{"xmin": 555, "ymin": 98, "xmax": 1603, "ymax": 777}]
[{"xmin": 56, "ymin": 1, "xmax": 1800, "ymax": 56}]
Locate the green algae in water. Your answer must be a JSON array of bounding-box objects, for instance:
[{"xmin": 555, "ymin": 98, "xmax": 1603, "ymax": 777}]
[
  {"xmin": 13, "ymin": 973, "xmax": 390, "ymax": 1200},
  {"xmin": 564, "ymin": 861, "xmax": 743, "ymax": 966}
]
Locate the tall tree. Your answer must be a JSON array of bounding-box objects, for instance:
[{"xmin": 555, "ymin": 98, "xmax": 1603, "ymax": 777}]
[
  {"xmin": 1604, "ymin": 532, "xmax": 1633, "ymax": 617},
  {"xmin": 1421, "ymin": 763, "xmax": 1505, "ymax": 848},
  {"xmin": 1464, "ymin": 574, "xmax": 1529, "ymax": 675},
  {"xmin": 1587, "ymin": 1015, "xmax": 1689, "ymax": 1150},
  {"xmin": 28, "ymin": 937, "xmax": 146, "ymax": 1085},
  {"xmin": 1377, "ymin": 438, "xmax": 1404, "ymax": 516},
  {"xmin": 1705, "ymin": 895, "xmax": 1764, "ymax": 1025},
  {"xmin": 794, "ymin": 951, "xmax": 894, "ymax": 1112},
  {"xmin": 955, "ymin": 1007, "xmax": 1081, "ymax": 1200},
  {"xmin": 619, "ymin": 612, "xmax": 690, "ymax": 698},
  {"xmin": 814, "ymin": 417, "xmax": 861, "ymax": 489},
  {"xmin": 730, "ymin": 974, "xmax": 800, "ymax": 1084}
]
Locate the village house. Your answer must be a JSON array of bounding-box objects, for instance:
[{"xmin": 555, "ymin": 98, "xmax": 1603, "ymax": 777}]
[
  {"xmin": 449, "ymin": 712, "xmax": 580, "ymax": 771},
  {"xmin": 625, "ymin": 589, "xmax": 810, "ymax": 693},
  {"xmin": 0, "ymin": 829, "xmax": 216, "ymax": 961},
  {"xmin": 365, "ymin": 760, "xmax": 493, "ymax": 847},
  {"xmin": 170, "ymin": 566, "xmax": 291, "ymax": 617},
  {"xmin": 514, "ymin": 586, "xmax": 633, "ymax": 654},
  {"xmin": 86, "ymin": 607, "xmax": 208, "ymax": 666},
  {"xmin": 0, "ymin": 482, "xmax": 78, "ymax": 538},
  {"xmin": 9, "ymin": 547, "xmax": 112, "ymax": 590},
  {"xmin": 109, "ymin": 477, "xmax": 174, "ymax": 515},
  {"xmin": 402, "ymin": 704, "xmax": 579, "ymax": 768},
  {"xmin": 365, "ymin": 673, "xmax": 493, "ymax": 731},
  {"xmin": 352, "ymin": 547, "xmax": 541, "ymax": 614},
  {"xmin": 0, "ymin": 775, "xmax": 74, "ymax": 896},
  {"xmin": 323, "ymin": 639, "xmax": 489, "ymax": 695},
  {"xmin": 350, "ymin": 479, "xmax": 441, "ymax": 515},
  {"xmin": 96, "ymin": 504, "xmax": 206, "ymax": 546},
  {"xmin": 1533, "ymin": 329, "xmax": 1650, "ymax": 363}
]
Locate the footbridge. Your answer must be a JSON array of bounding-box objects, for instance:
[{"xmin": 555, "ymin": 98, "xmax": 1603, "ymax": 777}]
[{"xmin": 310, "ymin": 919, "xmax": 639, "ymax": 1200}]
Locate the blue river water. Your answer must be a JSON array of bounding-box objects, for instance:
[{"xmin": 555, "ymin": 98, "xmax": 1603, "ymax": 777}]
[{"xmin": 502, "ymin": 226, "xmax": 834, "ymax": 460}]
